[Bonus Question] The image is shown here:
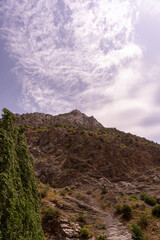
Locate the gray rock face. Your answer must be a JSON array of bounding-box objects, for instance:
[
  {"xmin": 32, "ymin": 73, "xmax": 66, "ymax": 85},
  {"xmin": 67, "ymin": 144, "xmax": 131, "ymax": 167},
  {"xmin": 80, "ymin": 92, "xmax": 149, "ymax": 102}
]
[
  {"xmin": 59, "ymin": 219, "xmax": 81, "ymax": 239},
  {"xmin": 15, "ymin": 109, "xmax": 103, "ymax": 129}
]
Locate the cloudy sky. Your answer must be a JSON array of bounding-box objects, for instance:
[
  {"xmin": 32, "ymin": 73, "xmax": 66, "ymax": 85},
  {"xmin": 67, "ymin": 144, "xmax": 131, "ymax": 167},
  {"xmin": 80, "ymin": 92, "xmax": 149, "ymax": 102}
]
[{"xmin": 0, "ymin": 0, "xmax": 160, "ymax": 142}]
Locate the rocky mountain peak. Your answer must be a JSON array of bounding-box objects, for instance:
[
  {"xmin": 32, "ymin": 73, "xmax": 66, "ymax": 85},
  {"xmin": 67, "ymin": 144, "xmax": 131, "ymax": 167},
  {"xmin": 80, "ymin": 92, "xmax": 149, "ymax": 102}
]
[
  {"xmin": 15, "ymin": 110, "xmax": 103, "ymax": 129},
  {"xmin": 70, "ymin": 109, "xmax": 82, "ymax": 115}
]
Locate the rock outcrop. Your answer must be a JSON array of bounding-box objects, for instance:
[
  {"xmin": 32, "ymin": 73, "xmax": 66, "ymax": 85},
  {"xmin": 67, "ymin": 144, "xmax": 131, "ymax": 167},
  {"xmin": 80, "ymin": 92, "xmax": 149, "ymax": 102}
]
[{"xmin": 15, "ymin": 109, "xmax": 103, "ymax": 129}]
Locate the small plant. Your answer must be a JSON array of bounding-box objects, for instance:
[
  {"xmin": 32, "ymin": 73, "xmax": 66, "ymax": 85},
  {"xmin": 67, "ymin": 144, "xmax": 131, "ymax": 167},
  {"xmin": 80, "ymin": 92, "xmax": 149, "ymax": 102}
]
[
  {"xmin": 114, "ymin": 202, "xmax": 122, "ymax": 214},
  {"xmin": 101, "ymin": 188, "xmax": 108, "ymax": 195},
  {"xmin": 43, "ymin": 207, "xmax": 61, "ymax": 222},
  {"xmin": 77, "ymin": 212, "xmax": 86, "ymax": 226},
  {"xmin": 96, "ymin": 234, "xmax": 107, "ymax": 240},
  {"xmin": 40, "ymin": 184, "xmax": 50, "ymax": 198},
  {"xmin": 131, "ymin": 222, "xmax": 144, "ymax": 240},
  {"xmin": 86, "ymin": 190, "xmax": 92, "ymax": 195},
  {"xmin": 152, "ymin": 204, "xmax": 160, "ymax": 217},
  {"xmin": 137, "ymin": 215, "xmax": 148, "ymax": 229},
  {"xmin": 144, "ymin": 195, "xmax": 157, "ymax": 206},
  {"xmin": 68, "ymin": 189, "xmax": 74, "ymax": 195},
  {"xmin": 69, "ymin": 214, "xmax": 76, "ymax": 222},
  {"xmin": 50, "ymin": 181, "xmax": 57, "ymax": 188},
  {"xmin": 101, "ymin": 203, "xmax": 106, "ymax": 209},
  {"xmin": 120, "ymin": 192, "xmax": 124, "ymax": 197},
  {"xmin": 59, "ymin": 189, "xmax": 68, "ymax": 196},
  {"xmin": 121, "ymin": 204, "xmax": 132, "ymax": 220},
  {"xmin": 95, "ymin": 222, "xmax": 105, "ymax": 230},
  {"xmin": 56, "ymin": 152, "xmax": 61, "ymax": 157},
  {"xmin": 140, "ymin": 192, "xmax": 157, "ymax": 206},
  {"xmin": 80, "ymin": 227, "xmax": 92, "ymax": 238},
  {"xmin": 129, "ymin": 194, "xmax": 138, "ymax": 202},
  {"xmin": 140, "ymin": 192, "xmax": 147, "ymax": 200},
  {"xmin": 132, "ymin": 203, "xmax": 139, "ymax": 209},
  {"xmin": 139, "ymin": 203, "xmax": 146, "ymax": 210}
]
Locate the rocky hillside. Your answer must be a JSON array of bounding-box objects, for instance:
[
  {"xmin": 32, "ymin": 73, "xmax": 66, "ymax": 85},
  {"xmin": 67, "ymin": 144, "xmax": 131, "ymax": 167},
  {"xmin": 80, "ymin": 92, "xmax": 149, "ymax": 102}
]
[
  {"xmin": 15, "ymin": 110, "xmax": 160, "ymax": 186},
  {"xmin": 5, "ymin": 109, "xmax": 160, "ymax": 239},
  {"xmin": 15, "ymin": 109, "xmax": 103, "ymax": 129}
]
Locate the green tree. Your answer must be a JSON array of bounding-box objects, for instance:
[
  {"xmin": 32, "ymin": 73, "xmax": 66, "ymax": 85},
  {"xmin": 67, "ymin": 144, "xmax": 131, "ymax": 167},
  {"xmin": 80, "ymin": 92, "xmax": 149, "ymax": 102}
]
[{"xmin": 0, "ymin": 108, "xmax": 44, "ymax": 240}]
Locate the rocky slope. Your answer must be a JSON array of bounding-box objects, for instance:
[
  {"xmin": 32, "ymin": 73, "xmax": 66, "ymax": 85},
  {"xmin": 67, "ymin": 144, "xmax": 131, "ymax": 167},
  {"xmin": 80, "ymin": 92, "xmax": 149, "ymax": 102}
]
[
  {"xmin": 14, "ymin": 110, "xmax": 160, "ymax": 240},
  {"xmin": 15, "ymin": 109, "xmax": 103, "ymax": 129}
]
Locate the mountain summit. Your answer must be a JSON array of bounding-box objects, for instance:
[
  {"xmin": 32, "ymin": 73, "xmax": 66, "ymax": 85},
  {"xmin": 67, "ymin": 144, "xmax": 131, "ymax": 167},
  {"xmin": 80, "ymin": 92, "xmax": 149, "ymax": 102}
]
[{"xmin": 15, "ymin": 109, "xmax": 103, "ymax": 129}]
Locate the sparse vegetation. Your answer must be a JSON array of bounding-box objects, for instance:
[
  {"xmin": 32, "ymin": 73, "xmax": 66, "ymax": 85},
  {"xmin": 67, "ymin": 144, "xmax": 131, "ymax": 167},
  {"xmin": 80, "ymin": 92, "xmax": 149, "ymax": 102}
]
[
  {"xmin": 152, "ymin": 204, "xmax": 160, "ymax": 217},
  {"xmin": 140, "ymin": 192, "xmax": 146, "ymax": 200},
  {"xmin": 59, "ymin": 189, "xmax": 68, "ymax": 196},
  {"xmin": 96, "ymin": 234, "xmax": 107, "ymax": 240},
  {"xmin": 121, "ymin": 204, "xmax": 132, "ymax": 220},
  {"xmin": 80, "ymin": 227, "xmax": 92, "ymax": 238},
  {"xmin": 140, "ymin": 192, "xmax": 157, "ymax": 206},
  {"xmin": 86, "ymin": 190, "xmax": 92, "ymax": 195},
  {"xmin": 114, "ymin": 202, "xmax": 122, "ymax": 214},
  {"xmin": 137, "ymin": 215, "xmax": 148, "ymax": 229},
  {"xmin": 131, "ymin": 222, "xmax": 144, "ymax": 240},
  {"xmin": 42, "ymin": 206, "xmax": 61, "ymax": 222},
  {"xmin": 139, "ymin": 203, "xmax": 146, "ymax": 210},
  {"xmin": 114, "ymin": 202, "xmax": 132, "ymax": 220},
  {"xmin": 40, "ymin": 184, "xmax": 50, "ymax": 198},
  {"xmin": 129, "ymin": 194, "xmax": 138, "ymax": 202},
  {"xmin": 95, "ymin": 222, "xmax": 105, "ymax": 230},
  {"xmin": 77, "ymin": 212, "xmax": 86, "ymax": 226},
  {"xmin": 101, "ymin": 188, "xmax": 108, "ymax": 195}
]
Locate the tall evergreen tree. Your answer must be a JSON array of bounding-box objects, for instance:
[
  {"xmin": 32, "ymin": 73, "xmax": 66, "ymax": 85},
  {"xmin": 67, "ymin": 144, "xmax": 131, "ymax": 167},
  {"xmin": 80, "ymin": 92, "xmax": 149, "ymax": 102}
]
[{"xmin": 0, "ymin": 108, "xmax": 44, "ymax": 240}]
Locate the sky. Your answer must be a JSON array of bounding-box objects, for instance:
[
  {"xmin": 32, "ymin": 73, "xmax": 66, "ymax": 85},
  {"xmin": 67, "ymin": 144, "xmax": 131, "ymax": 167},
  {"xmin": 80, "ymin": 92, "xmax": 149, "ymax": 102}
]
[{"xmin": 0, "ymin": 0, "xmax": 160, "ymax": 143}]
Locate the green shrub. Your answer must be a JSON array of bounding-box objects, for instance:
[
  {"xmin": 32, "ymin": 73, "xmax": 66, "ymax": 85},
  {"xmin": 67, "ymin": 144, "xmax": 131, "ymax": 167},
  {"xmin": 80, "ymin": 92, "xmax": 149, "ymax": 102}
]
[
  {"xmin": 140, "ymin": 192, "xmax": 147, "ymax": 200},
  {"xmin": 77, "ymin": 212, "xmax": 86, "ymax": 226},
  {"xmin": 101, "ymin": 188, "xmax": 108, "ymax": 195},
  {"xmin": 129, "ymin": 194, "xmax": 138, "ymax": 202},
  {"xmin": 59, "ymin": 189, "xmax": 68, "ymax": 196},
  {"xmin": 132, "ymin": 203, "xmax": 139, "ymax": 209},
  {"xmin": 40, "ymin": 184, "xmax": 50, "ymax": 198},
  {"xmin": 95, "ymin": 222, "xmax": 105, "ymax": 230},
  {"xmin": 50, "ymin": 181, "xmax": 57, "ymax": 188},
  {"xmin": 137, "ymin": 215, "xmax": 148, "ymax": 229},
  {"xmin": 144, "ymin": 195, "xmax": 157, "ymax": 206},
  {"xmin": 140, "ymin": 192, "xmax": 157, "ymax": 206},
  {"xmin": 43, "ymin": 207, "xmax": 61, "ymax": 222},
  {"xmin": 131, "ymin": 222, "xmax": 144, "ymax": 240},
  {"xmin": 80, "ymin": 227, "xmax": 92, "ymax": 238},
  {"xmin": 152, "ymin": 204, "xmax": 160, "ymax": 217},
  {"xmin": 96, "ymin": 234, "xmax": 107, "ymax": 240},
  {"xmin": 121, "ymin": 204, "xmax": 132, "ymax": 220},
  {"xmin": 139, "ymin": 204, "xmax": 146, "ymax": 210},
  {"xmin": 114, "ymin": 202, "xmax": 122, "ymax": 214}
]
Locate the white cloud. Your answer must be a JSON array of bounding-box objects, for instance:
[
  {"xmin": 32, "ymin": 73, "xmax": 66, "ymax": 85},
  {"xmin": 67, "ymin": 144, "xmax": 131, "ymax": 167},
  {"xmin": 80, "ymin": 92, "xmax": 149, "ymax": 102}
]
[
  {"xmin": 0, "ymin": 0, "xmax": 141, "ymax": 113},
  {"xmin": 140, "ymin": 0, "xmax": 160, "ymax": 16},
  {"xmin": 2, "ymin": 0, "xmax": 160, "ymax": 142}
]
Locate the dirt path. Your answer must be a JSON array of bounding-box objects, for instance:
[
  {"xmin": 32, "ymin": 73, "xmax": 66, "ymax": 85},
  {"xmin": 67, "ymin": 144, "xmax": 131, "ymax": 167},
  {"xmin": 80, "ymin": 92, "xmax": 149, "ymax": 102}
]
[
  {"xmin": 65, "ymin": 195, "xmax": 132, "ymax": 240},
  {"xmin": 95, "ymin": 208, "xmax": 132, "ymax": 240}
]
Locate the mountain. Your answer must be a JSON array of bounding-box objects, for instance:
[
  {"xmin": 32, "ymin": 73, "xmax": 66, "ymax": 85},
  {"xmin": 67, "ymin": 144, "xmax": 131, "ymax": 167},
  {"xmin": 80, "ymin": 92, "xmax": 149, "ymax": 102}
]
[
  {"xmin": 15, "ymin": 110, "xmax": 160, "ymax": 185},
  {"xmin": 15, "ymin": 109, "xmax": 103, "ymax": 129},
  {"xmin": 2, "ymin": 109, "xmax": 160, "ymax": 240}
]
